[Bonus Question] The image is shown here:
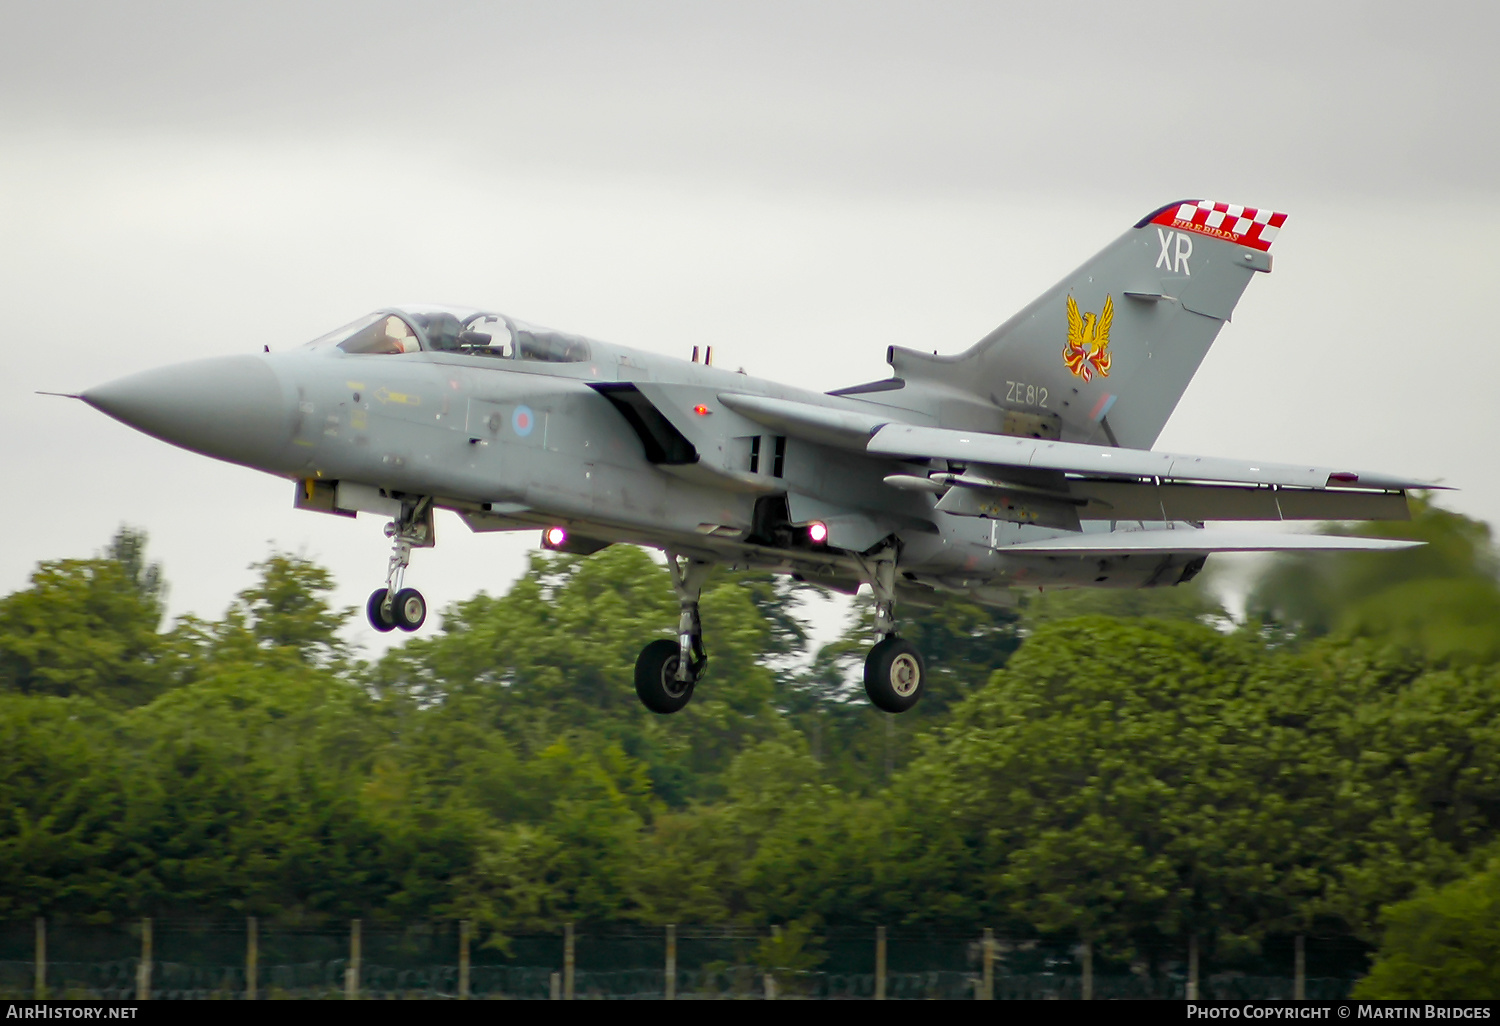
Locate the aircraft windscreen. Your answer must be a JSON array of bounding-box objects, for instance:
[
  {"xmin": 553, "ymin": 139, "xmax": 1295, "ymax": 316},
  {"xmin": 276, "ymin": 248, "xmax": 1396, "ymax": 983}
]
[
  {"xmin": 450, "ymin": 313, "xmax": 515, "ymax": 358},
  {"xmin": 303, "ymin": 313, "xmax": 421, "ymax": 355},
  {"xmin": 395, "ymin": 307, "xmax": 517, "ymax": 358},
  {"xmin": 435, "ymin": 311, "xmax": 591, "ymax": 363},
  {"xmin": 511, "ymin": 321, "xmax": 591, "ymax": 363},
  {"xmin": 302, "ymin": 308, "xmax": 592, "ymax": 363}
]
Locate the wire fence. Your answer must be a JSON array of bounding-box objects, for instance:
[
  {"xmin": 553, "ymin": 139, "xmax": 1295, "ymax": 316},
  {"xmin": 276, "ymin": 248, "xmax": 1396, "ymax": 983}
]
[{"xmin": 0, "ymin": 920, "xmax": 1364, "ymax": 1000}]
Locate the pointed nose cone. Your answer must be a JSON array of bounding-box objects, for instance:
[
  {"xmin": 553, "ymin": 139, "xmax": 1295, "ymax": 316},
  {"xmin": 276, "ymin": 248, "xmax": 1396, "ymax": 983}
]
[{"xmin": 83, "ymin": 355, "xmax": 294, "ymax": 470}]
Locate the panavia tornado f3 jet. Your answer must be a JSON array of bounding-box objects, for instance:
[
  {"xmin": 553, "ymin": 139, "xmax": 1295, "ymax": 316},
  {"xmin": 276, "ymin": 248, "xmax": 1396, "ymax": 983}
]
[{"xmin": 79, "ymin": 199, "xmax": 1428, "ymax": 715}]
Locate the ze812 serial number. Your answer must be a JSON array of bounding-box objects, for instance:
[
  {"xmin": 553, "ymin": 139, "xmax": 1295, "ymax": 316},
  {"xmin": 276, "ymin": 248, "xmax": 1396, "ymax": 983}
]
[{"xmin": 1005, "ymin": 380, "xmax": 1048, "ymax": 408}]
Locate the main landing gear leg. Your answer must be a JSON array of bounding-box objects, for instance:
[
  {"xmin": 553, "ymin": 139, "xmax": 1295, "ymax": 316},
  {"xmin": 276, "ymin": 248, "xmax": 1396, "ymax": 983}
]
[
  {"xmin": 634, "ymin": 552, "xmax": 712, "ymax": 714},
  {"xmin": 854, "ymin": 547, "xmax": 926, "ymax": 713},
  {"xmin": 365, "ymin": 497, "xmax": 433, "ymax": 634}
]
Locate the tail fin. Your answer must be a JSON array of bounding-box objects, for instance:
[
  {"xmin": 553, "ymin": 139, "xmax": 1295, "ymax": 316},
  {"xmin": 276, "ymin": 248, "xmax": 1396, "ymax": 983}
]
[{"xmin": 886, "ymin": 199, "xmax": 1286, "ymax": 450}]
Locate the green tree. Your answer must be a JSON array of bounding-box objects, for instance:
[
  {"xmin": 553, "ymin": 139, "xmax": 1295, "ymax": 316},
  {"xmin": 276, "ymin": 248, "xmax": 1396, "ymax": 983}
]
[
  {"xmin": 0, "ymin": 527, "xmax": 168, "ymax": 705},
  {"xmin": 452, "ymin": 740, "xmax": 653, "ymax": 934},
  {"xmin": 1020, "ymin": 576, "xmax": 1226, "ymax": 629},
  {"xmin": 725, "ymin": 739, "xmax": 885, "ymax": 927},
  {"xmin": 163, "ymin": 552, "xmax": 354, "ymax": 683},
  {"xmin": 1355, "ymin": 857, "xmax": 1500, "ymax": 999},
  {"xmin": 789, "ymin": 577, "xmax": 1222, "ymax": 794},
  {"xmin": 882, "ymin": 619, "xmax": 1476, "ymax": 956},
  {"xmin": 0, "ymin": 694, "xmax": 127, "ymax": 917},
  {"xmin": 372, "ymin": 547, "xmax": 794, "ymax": 805},
  {"xmin": 211, "ymin": 553, "xmax": 353, "ymax": 667},
  {"xmin": 720, "ymin": 570, "xmax": 818, "ymax": 671},
  {"xmin": 104, "ymin": 525, "xmax": 166, "ymax": 608},
  {"xmin": 786, "ymin": 591, "xmax": 1022, "ymax": 791},
  {"xmin": 1248, "ymin": 497, "xmax": 1500, "ymax": 662},
  {"xmin": 8, "ymin": 516, "xmax": 1500, "ymax": 961}
]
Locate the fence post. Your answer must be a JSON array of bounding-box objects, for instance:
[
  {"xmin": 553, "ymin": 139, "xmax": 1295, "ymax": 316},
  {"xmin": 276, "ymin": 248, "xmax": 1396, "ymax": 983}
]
[
  {"xmin": 1294, "ymin": 934, "xmax": 1305, "ymax": 1001},
  {"xmin": 137, "ymin": 917, "xmax": 152, "ymax": 1001},
  {"xmin": 246, "ymin": 916, "xmax": 258, "ymax": 1001},
  {"xmin": 459, "ymin": 919, "xmax": 470, "ymax": 1000},
  {"xmin": 1186, "ymin": 934, "xmax": 1199, "ymax": 1001},
  {"xmin": 34, "ymin": 917, "xmax": 45, "ymax": 1000},
  {"xmin": 981, "ymin": 927, "xmax": 994, "ymax": 1000},
  {"xmin": 345, "ymin": 918, "xmax": 361, "ymax": 1000},
  {"xmin": 549, "ymin": 971, "xmax": 560, "ymax": 1000},
  {"xmin": 563, "ymin": 921, "xmax": 574, "ymax": 1000},
  {"xmin": 767, "ymin": 924, "xmax": 781, "ymax": 999},
  {"xmin": 875, "ymin": 925, "xmax": 887, "ymax": 1000},
  {"xmin": 665, "ymin": 924, "xmax": 676, "ymax": 1001},
  {"xmin": 1081, "ymin": 939, "xmax": 1092, "ymax": 1001}
]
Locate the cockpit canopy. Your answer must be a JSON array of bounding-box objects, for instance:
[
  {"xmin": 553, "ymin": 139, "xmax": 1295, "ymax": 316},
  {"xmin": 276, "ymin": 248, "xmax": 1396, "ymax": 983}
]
[{"xmin": 303, "ymin": 306, "xmax": 592, "ymax": 363}]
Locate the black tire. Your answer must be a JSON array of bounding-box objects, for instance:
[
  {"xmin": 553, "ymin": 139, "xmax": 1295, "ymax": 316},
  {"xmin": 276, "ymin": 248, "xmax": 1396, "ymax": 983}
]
[
  {"xmin": 635, "ymin": 639, "xmax": 695, "ymax": 714},
  {"xmin": 366, "ymin": 589, "xmax": 396, "ymax": 632},
  {"xmin": 392, "ymin": 588, "xmax": 427, "ymax": 632},
  {"xmin": 864, "ymin": 636, "xmax": 925, "ymax": 713}
]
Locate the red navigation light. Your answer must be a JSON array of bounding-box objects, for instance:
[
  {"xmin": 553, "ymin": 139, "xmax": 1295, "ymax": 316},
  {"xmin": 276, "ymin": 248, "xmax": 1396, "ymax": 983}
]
[
  {"xmin": 693, "ymin": 404, "xmax": 711, "ymax": 416},
  {"xmin": 807, "ymin": 521, "xmax": 828, "ymax": 544},
  {"xmin": 544, "ymin": 526, "xmax": 567, "ymax": 548}
]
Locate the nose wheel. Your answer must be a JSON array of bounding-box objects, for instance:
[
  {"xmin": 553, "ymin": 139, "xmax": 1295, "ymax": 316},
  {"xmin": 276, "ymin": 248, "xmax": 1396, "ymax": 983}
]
[
  {"xmin": 368, "ymin": 587, "xmax": 427, "ymax": 632},
  {"xmin": 365, "ymin": 498, "xmax": 434, "ymax": 634},
  {"xmin": 634, "ymin": 553, "xmax": 712, "ymax": 714}
]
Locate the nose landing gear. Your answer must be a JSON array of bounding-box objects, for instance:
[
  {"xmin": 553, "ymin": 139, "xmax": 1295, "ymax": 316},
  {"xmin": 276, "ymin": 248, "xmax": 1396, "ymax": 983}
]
[
  {"xmin": 855, "ymin": 547, "xmax": 926, "ymax": 713},
  {"xmin": 634, "ymin": 553, "xmax": 712, "ymax": 714},
  {"xmin": 366, "ymin": 498, "xmax": 434, "ymax": 633}
]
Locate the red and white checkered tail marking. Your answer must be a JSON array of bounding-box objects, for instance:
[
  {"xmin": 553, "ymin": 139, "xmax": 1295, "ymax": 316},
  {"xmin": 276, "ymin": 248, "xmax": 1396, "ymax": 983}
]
[{"xmin": 1148, "ymin": 199, "xmax": 1287, "ymax": 252}]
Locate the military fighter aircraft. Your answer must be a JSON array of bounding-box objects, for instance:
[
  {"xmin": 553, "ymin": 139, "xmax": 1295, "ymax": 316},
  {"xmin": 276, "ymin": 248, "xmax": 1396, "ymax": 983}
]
[{"xmin": 78, "ymin": 199, "xmax": 1427, "ymax": 715}]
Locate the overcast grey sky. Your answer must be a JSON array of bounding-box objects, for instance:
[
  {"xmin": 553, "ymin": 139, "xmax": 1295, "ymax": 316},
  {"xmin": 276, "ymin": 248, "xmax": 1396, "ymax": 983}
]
[{"xmin": 3, "ymin": 1, "xmax": 1497, "ymax": 651}]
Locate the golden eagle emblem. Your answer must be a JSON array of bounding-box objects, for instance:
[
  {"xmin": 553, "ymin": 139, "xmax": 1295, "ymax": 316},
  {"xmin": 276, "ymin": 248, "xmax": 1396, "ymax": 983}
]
[{"xmin": 1063, "ymin": 294, "xmax": 1113, "ymax": 381}]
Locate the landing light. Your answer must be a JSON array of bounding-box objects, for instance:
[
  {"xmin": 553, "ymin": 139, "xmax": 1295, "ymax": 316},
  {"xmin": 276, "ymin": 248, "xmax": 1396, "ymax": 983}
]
[
  {"xmin": 544, "ymin": 526, "xmax": 567, "ymax": 548},
  {"xmin": 807, "ymin": 521, "xmax": 828, "ymax": 544}
]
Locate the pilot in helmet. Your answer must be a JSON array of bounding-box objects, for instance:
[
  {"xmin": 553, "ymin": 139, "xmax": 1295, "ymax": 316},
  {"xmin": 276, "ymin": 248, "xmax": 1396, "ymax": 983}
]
[{"xmin": 380, "ymin": 316, "xmax": 418, "ymax": 354}]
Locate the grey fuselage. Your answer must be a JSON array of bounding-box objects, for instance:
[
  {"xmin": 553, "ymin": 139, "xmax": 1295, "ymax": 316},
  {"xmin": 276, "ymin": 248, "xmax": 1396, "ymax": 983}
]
[
  {"xmin": 103, "ymin": 316, "xmax": 1192, "ymax": 604},
  {"xmin": 82, "ymin": 201, "xmax": 1423, "ymax": 612}
]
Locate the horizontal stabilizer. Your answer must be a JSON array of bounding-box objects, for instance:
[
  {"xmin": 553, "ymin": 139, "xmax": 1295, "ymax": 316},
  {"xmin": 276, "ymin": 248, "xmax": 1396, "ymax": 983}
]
[{"xmin": 998, "ymin": 530, "xmax": 1421, "ymax": 556}]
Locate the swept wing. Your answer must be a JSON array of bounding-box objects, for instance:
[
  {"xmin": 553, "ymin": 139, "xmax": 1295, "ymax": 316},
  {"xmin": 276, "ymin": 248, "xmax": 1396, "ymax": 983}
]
[
  {"xmin": 717, "ymin": 391, "xmax": 1429, "ymax": 531},
  {"xmin": 868, "ymin": 422, "xmax": 1429, "ymax": 530},
  {"xmin": 995, "ymin": 530, "xmax": 1420, "ymax": 555},
  {"xmin": 866, "ymin": 423, "xmax": 1430, "ymax": 492}
]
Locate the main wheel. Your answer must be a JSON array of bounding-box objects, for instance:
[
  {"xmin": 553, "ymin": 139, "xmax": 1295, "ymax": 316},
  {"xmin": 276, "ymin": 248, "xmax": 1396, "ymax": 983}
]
[
  {"xmin": 864, "ymin": 637, "xmax": 925, "ymax": 713},
  {"xmin": 392, "ymin": 588, "xmax": 427, "ymax": 632},
  {"xmin": 635, "ymin": 639, "xmax": 695, "ymax": 714},
  {"xmin": 366, "ymin": 589, "xmax": 396, "ymax": 632}
]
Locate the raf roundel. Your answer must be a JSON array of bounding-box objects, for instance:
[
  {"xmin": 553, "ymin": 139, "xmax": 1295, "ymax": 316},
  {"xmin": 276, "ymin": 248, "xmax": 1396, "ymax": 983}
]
[{"xmin": 512, "ymin": 405, "xmax": 535, "ymax": 437}]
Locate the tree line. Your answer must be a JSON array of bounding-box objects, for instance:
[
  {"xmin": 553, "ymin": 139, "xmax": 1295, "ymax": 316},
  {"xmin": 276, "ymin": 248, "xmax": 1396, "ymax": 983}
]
[{"xmin": 2, "ymin": 499, "xmax": 1499, "ymax": 996}]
